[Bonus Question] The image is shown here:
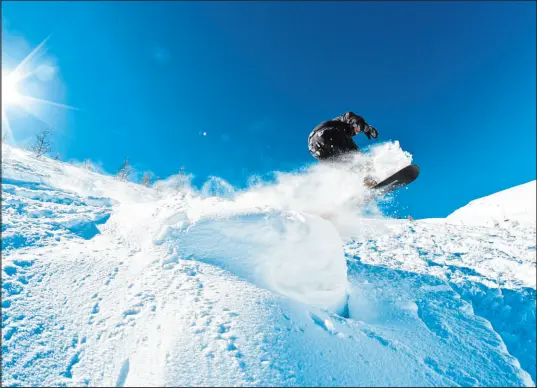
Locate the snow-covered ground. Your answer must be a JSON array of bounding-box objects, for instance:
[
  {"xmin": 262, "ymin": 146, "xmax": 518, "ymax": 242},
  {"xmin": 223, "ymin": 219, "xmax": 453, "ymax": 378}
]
[
  {"xmin": 2, "ymin": 143, "xmax": 535, "ymax": 387},
  {"xmin": 446, "ymin": 180, "xmax": 536, "ymax": 228}
]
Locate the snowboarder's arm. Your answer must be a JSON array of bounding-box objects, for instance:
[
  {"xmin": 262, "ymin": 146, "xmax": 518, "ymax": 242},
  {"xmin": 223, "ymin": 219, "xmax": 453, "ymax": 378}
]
[
  {"xmin": 333, "ymin": 112, "xmax": 367, "ymax": 130},
  {"xmin": 333, "ymin": 112, "xmax": 379, "ymax": 139}
]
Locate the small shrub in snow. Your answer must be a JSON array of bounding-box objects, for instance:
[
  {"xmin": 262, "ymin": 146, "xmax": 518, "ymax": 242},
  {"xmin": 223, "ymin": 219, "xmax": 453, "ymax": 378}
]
[
  {"xmin": 116, "ymin": 158, "xmax": 133, "ymax": 182},
  {"xmin": 29, "ymin": 130, "xmax": 53, "ymax": 158},
  {"xmin": 141, "ymin": 171, "xmax": 153, "ymax": 187}
]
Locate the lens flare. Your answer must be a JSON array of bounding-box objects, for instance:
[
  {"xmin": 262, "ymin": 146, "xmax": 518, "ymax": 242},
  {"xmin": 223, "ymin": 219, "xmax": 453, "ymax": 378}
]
[
  {"xmin": 1, "ymin": 36, "xmax": 77, "ymax": 144},
  {"xmin": 2, "ymin": 73, "xmax": 23, "ymax": 105}
]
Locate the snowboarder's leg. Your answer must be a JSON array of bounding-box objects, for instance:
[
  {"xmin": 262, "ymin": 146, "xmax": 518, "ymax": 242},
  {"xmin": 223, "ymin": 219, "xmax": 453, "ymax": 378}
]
[
  {"xmin": 363, "ymin": 176, "xmax": 378, "ymax": 187},
  {"xmin": 309, "ymin": 131, "xmax": 379, "ymax": 188}
]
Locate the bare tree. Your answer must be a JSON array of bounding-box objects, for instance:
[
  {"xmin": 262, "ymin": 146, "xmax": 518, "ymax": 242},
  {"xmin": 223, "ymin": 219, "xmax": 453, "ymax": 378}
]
[
  {"xmin": 116, "ymin": 158, "xmax": 132, "ymax": 182},
  {"xmin": 29, "ymin": 130, "xmax": 52, "ymax": 157},
  {"xmin": 141, "ymin": 171, "xmax": 153, "ymax": 187}
]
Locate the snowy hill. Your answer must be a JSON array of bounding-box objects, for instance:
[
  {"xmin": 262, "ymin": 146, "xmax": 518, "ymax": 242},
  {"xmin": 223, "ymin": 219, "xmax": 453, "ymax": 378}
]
[
  {"xmin": 446, "ymin": 180, "xmax": 536, "ymax": 228},
  {"xmin": 2, "ymin": 143, "xmax": 535, "ymax": 387}
]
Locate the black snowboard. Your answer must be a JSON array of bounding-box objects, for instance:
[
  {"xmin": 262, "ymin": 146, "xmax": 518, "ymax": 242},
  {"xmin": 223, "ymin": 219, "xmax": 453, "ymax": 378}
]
[{"xmin": 372, "ymin": 164, "xmax": 420, "ymax": 195}]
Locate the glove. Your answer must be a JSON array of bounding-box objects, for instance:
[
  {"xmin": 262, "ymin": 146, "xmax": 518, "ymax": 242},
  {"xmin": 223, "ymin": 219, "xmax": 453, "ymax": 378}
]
[{"xmin": 363, "ymin": 125, "xmax": 378, "ymax": 140}]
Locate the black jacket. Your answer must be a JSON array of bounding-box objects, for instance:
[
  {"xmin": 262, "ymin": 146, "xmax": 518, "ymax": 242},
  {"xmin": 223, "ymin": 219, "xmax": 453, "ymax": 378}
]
[{"xmin": 308, "ymin": 112, "xmax": 368, "ymax": 160}]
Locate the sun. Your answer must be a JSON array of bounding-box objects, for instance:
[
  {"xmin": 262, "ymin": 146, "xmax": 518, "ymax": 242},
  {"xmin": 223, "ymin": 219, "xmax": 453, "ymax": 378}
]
[
  {"xmin": 1, "ymin": 36, "xmax": 77, "ymax": 144},
  {"xmin": 2, "ymin": 72, "xmax": 23, "ymax": 106}
]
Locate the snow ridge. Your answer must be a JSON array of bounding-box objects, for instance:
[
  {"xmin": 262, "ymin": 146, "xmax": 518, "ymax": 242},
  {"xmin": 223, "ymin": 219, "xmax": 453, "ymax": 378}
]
[{"xmin": 447, "ymin": 180, "xmax": 536, "ymax": 228}]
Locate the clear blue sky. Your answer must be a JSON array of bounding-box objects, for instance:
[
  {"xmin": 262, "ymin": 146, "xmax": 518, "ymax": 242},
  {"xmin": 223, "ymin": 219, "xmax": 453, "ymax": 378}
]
[{"xmin": 2, "ymin": 1, "xmax": 535, "ymax": 218}]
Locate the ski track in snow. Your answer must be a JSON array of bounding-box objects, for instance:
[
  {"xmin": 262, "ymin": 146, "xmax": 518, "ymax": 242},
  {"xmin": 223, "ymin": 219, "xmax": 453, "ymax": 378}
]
[{"xmin": 1, "ymin": 144, "xmax": 536, "ymax": 387}]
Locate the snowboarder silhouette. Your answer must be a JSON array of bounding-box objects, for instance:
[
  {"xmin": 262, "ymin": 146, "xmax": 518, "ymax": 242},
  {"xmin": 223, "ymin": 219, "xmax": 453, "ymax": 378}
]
[{"xmin": 308, "ymin": 112, "xmax": 379, "ymax": 186}]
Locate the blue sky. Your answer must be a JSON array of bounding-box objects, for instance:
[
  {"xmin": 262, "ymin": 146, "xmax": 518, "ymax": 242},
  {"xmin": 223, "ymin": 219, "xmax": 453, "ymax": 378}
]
[{"xmin": 2, "ymin": 1, "xmax": 535, "ymax": 218}]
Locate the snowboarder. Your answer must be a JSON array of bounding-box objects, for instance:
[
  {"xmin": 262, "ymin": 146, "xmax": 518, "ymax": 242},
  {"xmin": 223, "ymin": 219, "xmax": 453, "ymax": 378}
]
[{"xmin": 308, "ymin": 111, "xmax": 379, "ymax": 186}]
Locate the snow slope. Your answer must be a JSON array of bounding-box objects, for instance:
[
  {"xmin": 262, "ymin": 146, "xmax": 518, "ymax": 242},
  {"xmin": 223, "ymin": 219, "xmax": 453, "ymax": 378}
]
[
  {"xmin": 446, "ymin": 180, "xmax": 536, "ymax": 228},
  {"xmin": 2, "ymin": 143, "xmax": 535, "ymax": 387}
]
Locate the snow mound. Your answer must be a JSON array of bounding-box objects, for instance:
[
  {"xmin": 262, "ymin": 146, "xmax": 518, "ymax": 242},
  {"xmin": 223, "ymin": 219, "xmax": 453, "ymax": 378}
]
[
  {"xmin": 154, "ymin": 202, "xmax": 348, "ymax": 314},
  {"xmin": 447, "ymin": 180, "xmax": 536, "ymax": 228}
]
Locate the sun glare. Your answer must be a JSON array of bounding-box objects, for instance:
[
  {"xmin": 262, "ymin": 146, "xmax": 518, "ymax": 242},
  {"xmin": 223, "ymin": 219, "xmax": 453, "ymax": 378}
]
[
  {"xmin": 1, "ymin": 36, "xmax": 77, "ymax": 144},
  {"xmin": 2, "ymin": 73, "xmax": 23, "ymax": 105}
]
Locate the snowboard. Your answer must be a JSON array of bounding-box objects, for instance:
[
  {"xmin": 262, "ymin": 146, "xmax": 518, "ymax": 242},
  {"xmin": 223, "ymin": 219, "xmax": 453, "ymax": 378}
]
[{"xmin": 371, "ymin": 164, "xmax": 420, "ymax": 195}]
